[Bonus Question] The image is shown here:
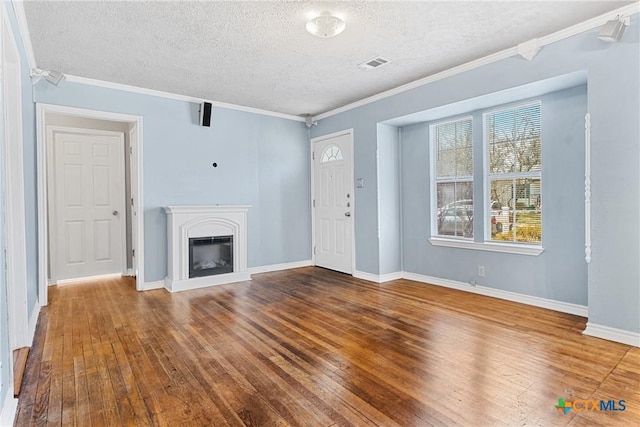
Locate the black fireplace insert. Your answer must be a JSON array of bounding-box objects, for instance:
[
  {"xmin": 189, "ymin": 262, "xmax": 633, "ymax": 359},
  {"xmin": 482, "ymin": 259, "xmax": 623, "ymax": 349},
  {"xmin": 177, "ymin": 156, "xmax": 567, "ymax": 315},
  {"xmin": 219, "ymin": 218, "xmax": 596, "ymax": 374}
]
[{"xmin": 189, "ymin": 235, "xmax": 233, "ymax": 278}]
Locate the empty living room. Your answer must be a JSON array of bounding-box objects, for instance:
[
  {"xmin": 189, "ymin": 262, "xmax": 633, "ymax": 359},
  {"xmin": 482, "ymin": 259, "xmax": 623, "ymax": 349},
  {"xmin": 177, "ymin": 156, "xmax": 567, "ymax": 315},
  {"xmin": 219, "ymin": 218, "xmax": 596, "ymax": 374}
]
[{"xmin": 0, "ymin": 1, "xmax": 638, "ymax": 426}]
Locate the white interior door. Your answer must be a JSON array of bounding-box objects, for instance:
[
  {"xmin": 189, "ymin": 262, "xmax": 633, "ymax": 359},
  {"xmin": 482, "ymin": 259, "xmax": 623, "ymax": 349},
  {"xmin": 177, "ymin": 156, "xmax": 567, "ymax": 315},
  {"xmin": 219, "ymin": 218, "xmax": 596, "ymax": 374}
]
[
  {"xmin": 313, "ymin": 132, "xmax": 353, "ymax": 274},
  {"xmin": 50, "ymin": 129, "xmax": 126, "ymax": 281}
]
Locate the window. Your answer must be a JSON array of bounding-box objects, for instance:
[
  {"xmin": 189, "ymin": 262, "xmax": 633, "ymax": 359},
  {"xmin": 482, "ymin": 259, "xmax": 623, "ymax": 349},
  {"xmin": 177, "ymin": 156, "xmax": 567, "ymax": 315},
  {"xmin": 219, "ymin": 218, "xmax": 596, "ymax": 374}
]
[
  {"xmin": 429, "ymin": 101, "xmax": 543, "ymax": 253},
  {"xmin": 321, "ymin": 145, "xmax": 343, "ymax": 162},
  {"xmin": 486, "ymin": 102, "xmax": 541, "ymax": 244},
  {"xmin": 431, "ymin": 117, "xmax": 473, "ymax": 238}
]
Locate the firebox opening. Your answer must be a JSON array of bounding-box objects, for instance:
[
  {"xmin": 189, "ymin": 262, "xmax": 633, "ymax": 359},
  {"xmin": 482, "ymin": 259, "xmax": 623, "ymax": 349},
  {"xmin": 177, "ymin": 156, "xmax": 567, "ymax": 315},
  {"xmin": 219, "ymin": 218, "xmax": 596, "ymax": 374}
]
[{"xmin": 189, "ymin": 235, "xmax": 233, "ymax": 278}]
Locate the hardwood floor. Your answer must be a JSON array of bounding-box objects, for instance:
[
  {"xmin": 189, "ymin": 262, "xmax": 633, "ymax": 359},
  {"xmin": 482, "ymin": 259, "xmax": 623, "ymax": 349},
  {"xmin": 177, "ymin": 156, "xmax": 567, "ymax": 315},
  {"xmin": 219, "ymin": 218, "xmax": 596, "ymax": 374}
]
[{"xmin": 14, "ymin": 267, "xmax": 639, "ymax": 426}]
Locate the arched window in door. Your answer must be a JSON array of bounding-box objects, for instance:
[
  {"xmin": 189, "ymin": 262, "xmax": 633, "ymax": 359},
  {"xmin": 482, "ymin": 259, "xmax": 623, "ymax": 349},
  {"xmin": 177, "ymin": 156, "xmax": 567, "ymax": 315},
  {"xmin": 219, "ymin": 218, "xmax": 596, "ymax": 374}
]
[{"xmin": 321, "ymin": 144, "xmax": 343, "ymax": 162}]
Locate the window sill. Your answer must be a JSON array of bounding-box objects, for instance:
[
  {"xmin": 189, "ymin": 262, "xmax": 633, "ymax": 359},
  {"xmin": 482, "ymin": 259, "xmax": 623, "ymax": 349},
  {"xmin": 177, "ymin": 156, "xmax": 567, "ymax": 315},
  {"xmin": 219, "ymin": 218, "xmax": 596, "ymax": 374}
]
[{"xmin": 428, "ymin": 237, "xmax": 544, "ymax": 256}]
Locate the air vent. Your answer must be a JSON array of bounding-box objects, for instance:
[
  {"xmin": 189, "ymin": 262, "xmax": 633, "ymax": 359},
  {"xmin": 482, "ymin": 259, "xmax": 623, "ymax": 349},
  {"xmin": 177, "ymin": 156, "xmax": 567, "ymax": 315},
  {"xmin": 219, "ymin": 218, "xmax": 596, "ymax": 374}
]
[{"xmin": 358, "ymin": 56, "xmax": 391, "ymax": 70}]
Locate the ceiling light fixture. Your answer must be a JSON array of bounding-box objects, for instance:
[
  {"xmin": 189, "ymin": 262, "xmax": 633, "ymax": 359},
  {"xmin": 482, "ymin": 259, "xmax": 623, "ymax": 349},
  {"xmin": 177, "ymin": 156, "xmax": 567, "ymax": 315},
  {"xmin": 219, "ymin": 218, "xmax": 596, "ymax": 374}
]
[{"xmin": 306, "ymin": 12, "xmax": 345, "ymax": 38}]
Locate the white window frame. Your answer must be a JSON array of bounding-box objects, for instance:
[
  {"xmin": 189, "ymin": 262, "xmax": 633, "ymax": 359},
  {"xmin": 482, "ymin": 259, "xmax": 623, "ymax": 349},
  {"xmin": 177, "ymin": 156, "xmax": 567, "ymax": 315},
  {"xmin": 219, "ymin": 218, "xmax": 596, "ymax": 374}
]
[
  {"xmin": 483, "ymin": 101, "xmax": 543, "ymax": 248},
  {"xmin": 430, "ymin": 115, "xmax": 474, "ymax": 239},
  {"xmin": 428, "ymin": 101, "xmax": 544, "ymax": 257}
]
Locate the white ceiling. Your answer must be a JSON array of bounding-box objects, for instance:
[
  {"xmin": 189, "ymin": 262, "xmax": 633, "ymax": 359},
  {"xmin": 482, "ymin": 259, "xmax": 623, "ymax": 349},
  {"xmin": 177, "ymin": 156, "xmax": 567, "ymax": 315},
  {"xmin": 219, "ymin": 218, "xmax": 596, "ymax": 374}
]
[{"xmin": 23, "ymin": 1, "xmax": 633, "ymax": 117}]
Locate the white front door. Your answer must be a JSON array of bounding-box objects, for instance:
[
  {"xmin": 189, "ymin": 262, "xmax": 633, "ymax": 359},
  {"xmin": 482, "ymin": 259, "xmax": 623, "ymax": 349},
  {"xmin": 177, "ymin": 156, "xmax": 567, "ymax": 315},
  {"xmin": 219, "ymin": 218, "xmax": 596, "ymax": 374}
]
[
  {"xmin": 313, "ymin": 132, "xmax": 354, "ymax": 274},
  {"xmin": 50, "ymin": 129, "xmax": 126, "ymax": 281}
]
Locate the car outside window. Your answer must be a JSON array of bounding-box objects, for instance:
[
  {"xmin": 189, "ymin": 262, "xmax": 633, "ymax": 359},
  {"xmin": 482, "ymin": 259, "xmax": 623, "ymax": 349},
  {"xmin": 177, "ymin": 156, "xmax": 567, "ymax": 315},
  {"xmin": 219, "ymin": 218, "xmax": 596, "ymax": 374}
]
[{"xmin": 431, "ymin": 117, "xmax": 473, "ymax": 238}]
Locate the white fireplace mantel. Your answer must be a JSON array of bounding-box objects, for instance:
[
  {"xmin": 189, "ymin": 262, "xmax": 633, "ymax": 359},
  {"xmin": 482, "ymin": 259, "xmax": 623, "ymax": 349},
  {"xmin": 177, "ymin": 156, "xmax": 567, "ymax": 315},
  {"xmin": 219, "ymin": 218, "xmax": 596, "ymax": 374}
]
[{"xmin": 164, "ymin": 205, "xmax": 251, "ymax": 292}]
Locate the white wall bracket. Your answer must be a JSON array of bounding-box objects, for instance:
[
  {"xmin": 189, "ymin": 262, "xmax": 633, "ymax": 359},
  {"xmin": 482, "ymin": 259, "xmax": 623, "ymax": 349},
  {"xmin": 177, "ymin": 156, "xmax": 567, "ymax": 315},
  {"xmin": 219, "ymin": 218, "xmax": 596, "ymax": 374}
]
[{"xmin": 517, "ymin": 39, "xmax": 541, "ymax": 61}]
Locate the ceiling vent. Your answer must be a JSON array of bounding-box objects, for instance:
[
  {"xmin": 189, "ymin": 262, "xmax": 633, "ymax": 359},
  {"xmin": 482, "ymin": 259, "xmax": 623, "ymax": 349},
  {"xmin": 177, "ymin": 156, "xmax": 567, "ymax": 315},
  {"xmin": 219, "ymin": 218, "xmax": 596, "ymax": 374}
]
[{"xmin": 358, "ymin": 56, "xmax": 391, "ymax": 70}]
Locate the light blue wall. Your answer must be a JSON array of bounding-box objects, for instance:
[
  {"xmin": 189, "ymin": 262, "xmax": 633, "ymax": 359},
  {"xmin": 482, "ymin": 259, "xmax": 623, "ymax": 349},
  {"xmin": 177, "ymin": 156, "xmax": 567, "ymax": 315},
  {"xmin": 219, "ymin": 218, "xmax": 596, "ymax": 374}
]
[
  {"xmin": 35, "ymin": 84, "xmax": 311, "ymax": 282},
  {"xmin": 401, "ymin": 86, "xmax": 588, "ymax": 304},
  {"xmin": 376, "ymin": 124, "xmax": 401, "ymax": 275},
  {"xmin": 312, "ymin": 16, "xmax": 639, "ymax": 333},
  {"xmin": 587, "ymin": 18, "xmax": 640, "ymax": 332}
]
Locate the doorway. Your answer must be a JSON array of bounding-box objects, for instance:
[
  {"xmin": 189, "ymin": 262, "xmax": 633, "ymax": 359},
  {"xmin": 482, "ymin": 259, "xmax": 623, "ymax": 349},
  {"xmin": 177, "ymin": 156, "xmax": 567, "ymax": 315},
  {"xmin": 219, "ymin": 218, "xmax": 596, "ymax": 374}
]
[
  {"xmin": 311, "ymin": 130, "xmax": 355, "ymax": 274},
  {"xmin": 36, "ymin": 104, "xmax": 145, "ymax": 303}
]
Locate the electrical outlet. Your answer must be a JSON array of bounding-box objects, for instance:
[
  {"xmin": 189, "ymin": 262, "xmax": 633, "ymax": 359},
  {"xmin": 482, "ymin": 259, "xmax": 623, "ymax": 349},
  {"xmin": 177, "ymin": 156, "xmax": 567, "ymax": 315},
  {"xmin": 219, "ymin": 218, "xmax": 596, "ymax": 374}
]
[{"xmin": 478, "ymin": 266, "xmax": 485, "ymax": 277}]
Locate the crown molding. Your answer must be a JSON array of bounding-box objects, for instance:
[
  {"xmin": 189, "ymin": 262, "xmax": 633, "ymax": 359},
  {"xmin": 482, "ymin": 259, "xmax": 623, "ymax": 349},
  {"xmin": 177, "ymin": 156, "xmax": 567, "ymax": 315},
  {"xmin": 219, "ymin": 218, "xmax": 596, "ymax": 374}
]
[
  {"xmin": 12, "ymin": 0, "xmax": 302, "ymax": 122},
  {"xmin": 11, "ymin": 0, "xmax": 638, "ymax": 124},
  {"xmin": 314, "ymin": 46, "xmax": 517, "ymax": 121},
  {"xmin": 10, "ymin": 0, "xmax": 37, "ymax": 70},
  {"xmin": 538, "ymin": 3, "xmax": 637, "ymax": 46},
  {"xmin": 64, "ymin": 74, "xmax": 305, "ymax": 122},
  {"xmin": 313, "ymin": 3, "xmax": 640, "ymax": 121}
]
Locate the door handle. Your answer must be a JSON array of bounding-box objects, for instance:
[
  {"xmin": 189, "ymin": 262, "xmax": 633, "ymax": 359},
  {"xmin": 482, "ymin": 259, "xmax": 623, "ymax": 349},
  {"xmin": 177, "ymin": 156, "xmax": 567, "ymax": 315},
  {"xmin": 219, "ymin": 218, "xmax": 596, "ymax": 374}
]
[
  {"xmin": 112, "ymin": 210, "xmax": 119, "ymax": 216},
  {"xmin": 345, "ymin": 212, "xmax": 351, "ymax": 217}
]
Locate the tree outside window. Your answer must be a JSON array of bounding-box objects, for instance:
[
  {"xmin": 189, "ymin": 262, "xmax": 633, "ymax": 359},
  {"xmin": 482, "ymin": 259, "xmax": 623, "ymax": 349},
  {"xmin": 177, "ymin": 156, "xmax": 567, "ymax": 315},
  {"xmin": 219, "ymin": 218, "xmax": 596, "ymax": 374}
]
[{"xmin": 486, "ymin": 102, "xmax": 542, "ymax": 243}]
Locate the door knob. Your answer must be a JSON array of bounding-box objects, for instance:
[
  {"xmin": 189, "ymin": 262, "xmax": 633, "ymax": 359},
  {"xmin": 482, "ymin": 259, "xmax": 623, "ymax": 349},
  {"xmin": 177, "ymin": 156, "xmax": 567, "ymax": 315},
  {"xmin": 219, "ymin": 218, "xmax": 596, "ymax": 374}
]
[
  {"xmin": 112, "ymin": 210, "xmax": 119, "ymax": 216},
  {"xmin": 345, "ymin": 212, "xmax": 351, "ymax": 217}
]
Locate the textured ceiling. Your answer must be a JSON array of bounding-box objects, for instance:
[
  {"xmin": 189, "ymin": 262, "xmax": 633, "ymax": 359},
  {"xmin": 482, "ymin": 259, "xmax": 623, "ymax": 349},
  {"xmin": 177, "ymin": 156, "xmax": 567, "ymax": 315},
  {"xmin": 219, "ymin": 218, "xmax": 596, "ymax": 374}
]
[{"xmin": 24, "ymin": 1, "xmax": 633, "ymax": 117}]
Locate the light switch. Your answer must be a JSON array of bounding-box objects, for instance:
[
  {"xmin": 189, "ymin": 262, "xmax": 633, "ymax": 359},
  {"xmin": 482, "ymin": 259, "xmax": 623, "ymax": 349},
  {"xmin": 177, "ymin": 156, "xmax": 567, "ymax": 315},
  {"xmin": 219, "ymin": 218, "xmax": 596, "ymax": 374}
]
[{"xmin": 356, "ymin": 178, "xmax": 364, "ymax": 188}]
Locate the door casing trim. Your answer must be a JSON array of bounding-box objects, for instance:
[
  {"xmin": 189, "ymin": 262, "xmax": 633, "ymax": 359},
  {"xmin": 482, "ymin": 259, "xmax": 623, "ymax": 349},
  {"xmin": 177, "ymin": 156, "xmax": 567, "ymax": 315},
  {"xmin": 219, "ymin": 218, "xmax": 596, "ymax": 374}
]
[
  {"xmin": 36, "ymin": 103, "xmax": 145, "ymax": 304},
  {"xmin": 1, "ymin": 3, "xmax": 30, "ymax": 354},
  {"xmin": 309, "ymin": 128, "xmax": 356, "ymax": 274}
]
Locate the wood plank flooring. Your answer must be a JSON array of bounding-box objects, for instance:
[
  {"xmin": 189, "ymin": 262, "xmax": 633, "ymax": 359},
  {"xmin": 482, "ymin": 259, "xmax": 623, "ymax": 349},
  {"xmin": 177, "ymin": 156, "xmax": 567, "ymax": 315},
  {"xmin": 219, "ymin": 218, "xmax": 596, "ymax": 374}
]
[{"xmin": 14, "ymin": 267, "xmax": 639, "ymax": 426}]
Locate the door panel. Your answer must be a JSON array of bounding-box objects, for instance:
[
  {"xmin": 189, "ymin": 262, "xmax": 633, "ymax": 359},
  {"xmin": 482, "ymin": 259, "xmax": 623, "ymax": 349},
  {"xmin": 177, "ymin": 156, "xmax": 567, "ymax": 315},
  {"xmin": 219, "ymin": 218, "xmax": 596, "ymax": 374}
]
[
  {"xmin": 65, "ymin": 221, "xmax": 84, "ymax": 264},
  {"xmin": 313, "ymin": 133, "xmax": 353, "ymax": 274},
  {"xmin": 52, "ymin": 130, "xmax": 125, "ymax": 281}
]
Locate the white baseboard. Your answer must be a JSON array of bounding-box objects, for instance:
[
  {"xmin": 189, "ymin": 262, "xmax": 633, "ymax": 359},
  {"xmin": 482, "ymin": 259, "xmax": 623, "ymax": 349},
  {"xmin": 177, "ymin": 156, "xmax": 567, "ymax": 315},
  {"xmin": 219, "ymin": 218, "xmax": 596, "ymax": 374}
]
[
  {"xmin": 583, "ymin": 322, "xmax": 640, "ymax": 347},
  {"xmin": 0, "ymin": 391, "xmax": 17, "ymax": 427},
  {"xmin": 402, "ymin": 272, "xmax": 588, "ymax": 317},
  {"xmin": 248, "ymin": 260, "xmax": 312, "ymax": 275},
  {"xmin": 140, "ymin": 280, "xmax": 165, "ymax": 291},
  {"xmin": 28, "ymin": 300, "xmax": 41, "ymax": 347},
  {"xmin": 354, "ymin": 270, "xmax": 403, "ymax": 283}
]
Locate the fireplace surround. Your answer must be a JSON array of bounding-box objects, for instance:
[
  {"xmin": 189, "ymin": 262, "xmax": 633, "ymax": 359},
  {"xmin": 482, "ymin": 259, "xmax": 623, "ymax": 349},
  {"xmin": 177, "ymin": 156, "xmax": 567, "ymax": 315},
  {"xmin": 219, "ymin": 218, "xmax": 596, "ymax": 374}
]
[{"xmin": 164, "ymin": 205, "xmax": 250, "ymax": 292}]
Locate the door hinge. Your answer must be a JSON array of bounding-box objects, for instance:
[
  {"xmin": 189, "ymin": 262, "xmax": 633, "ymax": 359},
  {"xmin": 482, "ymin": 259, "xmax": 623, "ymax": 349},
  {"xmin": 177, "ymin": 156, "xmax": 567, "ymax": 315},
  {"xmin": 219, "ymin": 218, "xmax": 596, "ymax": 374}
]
[
  {"xmin": 131, "ymin": 197, "xmax": 134, "ymax": 206},
  {"xmin": 313, "ymin": 246, "xmax": 316, "ymax": 255},
  {"xmin": 129, "ymin": 145, "xmax": 133, "ymax": 155},
  {"xmin": 313, "ymin": 199, "xmax": 315, "ymax": 208},
  {"xmin": 312, "ymin": 152, "xmax": 315, "ymax": 160},
  {"xmin": 132, "ymin": 249, "xmax": 135, "ymax": 257}
]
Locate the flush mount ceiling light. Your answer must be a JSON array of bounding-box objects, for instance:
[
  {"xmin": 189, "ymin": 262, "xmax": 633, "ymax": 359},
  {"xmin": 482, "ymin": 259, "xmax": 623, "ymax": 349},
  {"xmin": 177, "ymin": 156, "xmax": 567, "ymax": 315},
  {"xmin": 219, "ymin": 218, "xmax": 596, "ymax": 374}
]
[{"xmin": 306, "ymin": 12, "xmax": 345, "ymax": 38}]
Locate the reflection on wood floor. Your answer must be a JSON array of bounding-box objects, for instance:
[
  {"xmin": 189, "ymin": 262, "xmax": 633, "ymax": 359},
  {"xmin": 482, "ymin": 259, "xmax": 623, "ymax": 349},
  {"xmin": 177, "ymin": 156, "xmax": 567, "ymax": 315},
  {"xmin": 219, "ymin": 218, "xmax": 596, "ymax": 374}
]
[{"xmin": 15, "ymin": 267, "xmax": 639, "ymax": 426}]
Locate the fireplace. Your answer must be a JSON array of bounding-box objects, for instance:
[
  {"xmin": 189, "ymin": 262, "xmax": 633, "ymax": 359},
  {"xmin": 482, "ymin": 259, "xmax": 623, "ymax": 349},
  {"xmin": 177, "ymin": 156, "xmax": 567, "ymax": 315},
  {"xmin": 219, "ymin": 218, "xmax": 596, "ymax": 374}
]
[
  {"xmin": 164, "ymin": 205, "xmax": 250, "ymax": 292},
  {"xmin": 189, "ymin": 235, "xmax": 233, "ymax": 278}
]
